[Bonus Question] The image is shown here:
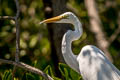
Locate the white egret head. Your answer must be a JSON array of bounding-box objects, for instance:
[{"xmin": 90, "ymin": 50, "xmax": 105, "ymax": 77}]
[{"xmin": 39, "ymin": 12, "xmax": 75, "ymax": 24}]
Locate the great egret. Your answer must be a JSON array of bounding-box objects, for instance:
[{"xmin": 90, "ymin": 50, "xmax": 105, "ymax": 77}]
[{"xmin": 40, "ymin": 12, "xmax": 120, "ymax": 80}]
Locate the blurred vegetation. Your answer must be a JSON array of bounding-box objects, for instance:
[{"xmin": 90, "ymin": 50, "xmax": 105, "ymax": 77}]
[{"xmin": 0, "ymin": 0, "xmax": 120, "ymax": 79}]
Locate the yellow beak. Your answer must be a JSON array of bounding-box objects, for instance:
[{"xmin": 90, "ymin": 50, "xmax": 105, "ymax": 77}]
[{"xmin": 39, "ymin": 16, "xmax": 63, "ymax": 24}]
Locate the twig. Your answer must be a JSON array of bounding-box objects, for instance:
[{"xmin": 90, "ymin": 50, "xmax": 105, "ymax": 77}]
[
  {"xmin": 12, "ymin": 0, "xmax": 20, "ymax": 78},
  {"xmin": 14, "ymin": 0, "xmax": 20, "ymax": 63},
  {"xmin": 109, "ymin": 11, "xmax": 120, "ymax": 43},
  {"xmin": 0, "ymin": 59, "xmax": 53, "ymax": 80},
  {"xmin": 15, "ymin": 0, "xmax": 20, "ymax": 19},
  {"xmin": 0, "ymin": 16, "xmax": 15, "ymax": 20},
  {"xmin": 105, "ymin": 0, "xmax": 120, "ymax": 44}
]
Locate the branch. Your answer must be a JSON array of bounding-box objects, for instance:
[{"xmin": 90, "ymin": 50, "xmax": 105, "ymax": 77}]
[
  {"xmin": 14, "ymin": 0, "xmax": 20, "ymax": 63},
  {"xmin": 0, "ymin": 16, "xmax": 15, "ymax": 20},
  {"xmin": 105, "ymin": 0, "xmax": 120, "ymax": 44},
  {"xmin": 12, "ymin": 0, "xmax": 20, "ymax": 77},
  {"xmin": 105, "ymin": 0, "xmax": 117, "ymax": 8},
  {"xmin": 109, "ymin": 11, "xmax": 120, "ymax": 43},
  {"xmin": 84, "ymin": 0, "xmax": 113, "ymax": 62},
  {"xmin": 15, "ymin": 0, "xmax": 20, "ymax": 19},
  {"xmin": 0, "ymin": 59, "xmax": 53, "ymax": 80}
]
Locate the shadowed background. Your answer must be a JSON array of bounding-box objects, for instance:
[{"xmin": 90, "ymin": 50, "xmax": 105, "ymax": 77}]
[{"xmin": 0, "ymin": 0, "xmax": 120, "ymax": 79}]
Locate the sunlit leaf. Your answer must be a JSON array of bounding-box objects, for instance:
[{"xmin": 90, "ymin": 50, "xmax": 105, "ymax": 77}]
[
  {"xmin": 29, "ymin": 35, "xmax": 38, "ymax": 48},
  {"xmin": 44, "ymin": 65, "xmax": 54, "ymax": 77}
]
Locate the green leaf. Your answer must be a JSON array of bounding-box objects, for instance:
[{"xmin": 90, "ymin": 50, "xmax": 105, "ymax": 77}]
[
  {"xmin": 59, "ymin": 63, "xmax": 82, "ymax": 80},
  {"xmin": 32, "ymin": 60, "xmax": 38, "ymax": 67},
  {"xmin": 43, "ymin": 65, "xmax": 62, "ymax": 80},
  {"xmin": 64, "ymin": 68, "xmax": 70, "ymax": 80},
  {"xmin": 43, "ymin": 65, "xmax": 54, "ymax": 77},
  {"xmin": 7, "ymin": 73, "xmax": 12, "ymax": 80},
  {"xmin": 39, "ymin": 76, "xmax": 43, "ymax": 80},
  {"xmin": 2, "ymin": 70, "xmax": 12, "ymax": 80},
  {"xmin": 58, "ymin": 63, "xmax": 70, "ymax": 77},
  {"xmin": 29, "ymin": 35, "xmax": 38, "ymax": 48},
  {"xmin": 53, "ymin": 76, "xmax": 61, "ymax": 80},
  {"xmin": 2, "ymin": 71, "xmax": 7, "ymax": 80},
  {"xmin": 70, "ymin": 68, "xmax": 81, "ymax": 80}
]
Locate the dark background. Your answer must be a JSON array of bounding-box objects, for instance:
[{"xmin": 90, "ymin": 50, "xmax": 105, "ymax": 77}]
[{"xmin": 0, "ymin": 0, "xmax": 120, "ymax": 79}]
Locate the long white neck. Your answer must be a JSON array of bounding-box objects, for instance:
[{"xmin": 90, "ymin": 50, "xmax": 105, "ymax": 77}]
[{"xmin": 62, "ymin": 15, "xmax": 83, "ymax": 73}]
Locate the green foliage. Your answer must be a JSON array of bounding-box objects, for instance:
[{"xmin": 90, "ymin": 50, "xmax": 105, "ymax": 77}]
[
  {"xmin": 43, "ymin": 65, "xmax": 61, "ymax": 80},
  {"xmin": 37, "ymin": 63, "xmax": 82, "ymax": 80},
  {"xmin": 26, "ymin": 73, "xmax": 36, "ymax": 80},
  {"xmin": 0, "ymin": 0, "xmax": 120, "ymax": 79},
  {"xmin": 1, "ymin": 64, "xmax": 82, "ymax": 80},
  {"xmin": 59, "ymin": 63, "xmax": 82, "ymax": 80},
  {"xmin": 44, "ymin": 65, "xmax": 54, "ymax": 77},
  {"xmin": 2, "ymin": 70, "xmax": 12, "ymax": 80}
]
